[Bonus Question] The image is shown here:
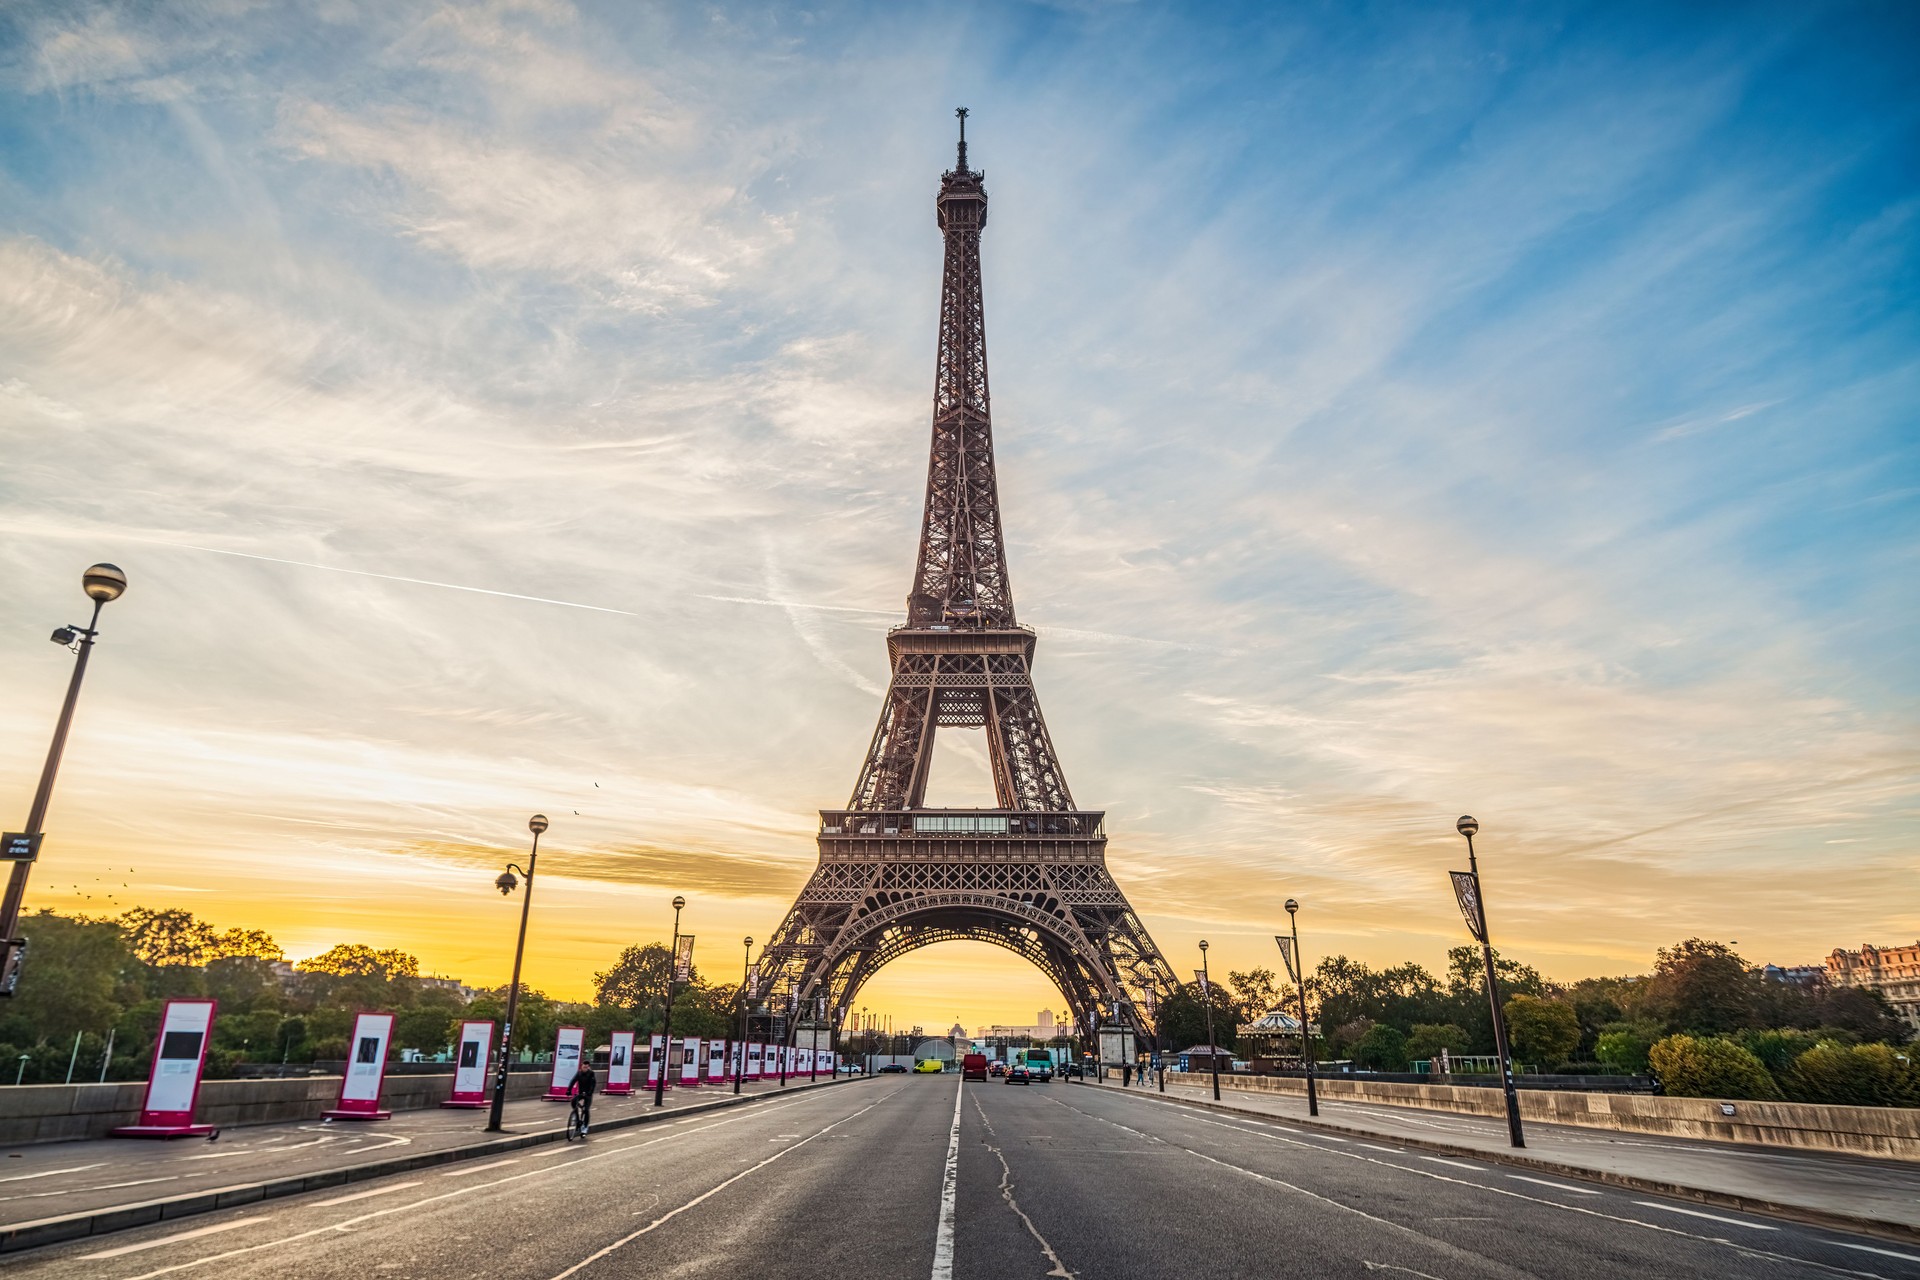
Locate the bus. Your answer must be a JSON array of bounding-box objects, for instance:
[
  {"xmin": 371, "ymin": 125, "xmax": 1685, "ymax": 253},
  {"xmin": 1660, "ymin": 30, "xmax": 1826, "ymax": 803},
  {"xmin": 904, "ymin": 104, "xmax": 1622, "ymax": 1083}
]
[{"xmin": 1018, "ymin": 1049, "xmax": 1055, "ymax": 1082}]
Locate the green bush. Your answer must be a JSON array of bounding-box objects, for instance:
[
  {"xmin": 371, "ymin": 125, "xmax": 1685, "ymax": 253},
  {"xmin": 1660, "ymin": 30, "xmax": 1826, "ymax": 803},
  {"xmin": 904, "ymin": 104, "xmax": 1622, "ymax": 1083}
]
[
  {"xmin": 1349, "ymin": 1024, "xmax": 1409, "ymax": 1072},
  {"xmin": 1595, "ymin": 1025, "xmax": 1655, "ymax": 1074},
  {"xmin": 1648, "ymin": 1034, "xmax": 1779, "ymax": 1100},
  {"xmin": 1405, "ymin": 1023, "xmax": 1471, "ymax": 1063},
  {"xmin": 1786, "ymin": 1042, "xmax": 1920, "ymax": 1108}
]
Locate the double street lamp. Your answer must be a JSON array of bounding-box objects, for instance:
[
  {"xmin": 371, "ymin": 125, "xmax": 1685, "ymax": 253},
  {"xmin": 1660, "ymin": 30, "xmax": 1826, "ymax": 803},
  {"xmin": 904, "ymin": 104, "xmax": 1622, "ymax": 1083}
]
[
  {"xmin": 1281, "ymin": 898, "xmax": 1319, "ymax": 1117},
  {"xmin": 487, "ymin": 814, "xmax": 548, "ymax": 1133},
  {"xmin": 653, "ymin": 895, "xmax": 686, "ymax": 1107},
  {"xmin": 1197, "ymin": 939, "xmax": 1220, "ymax": 1101},
  {"xmin": 1452, "ymin": 815, "xmax": 1524, "ymax": 1148},
  {"xmin": 2, "ymin": 564, "xmax": 129, "ymax": 995},
  {"xmin": 735, "ymin": 935, "xmax": 752, "ymax": 1095}
]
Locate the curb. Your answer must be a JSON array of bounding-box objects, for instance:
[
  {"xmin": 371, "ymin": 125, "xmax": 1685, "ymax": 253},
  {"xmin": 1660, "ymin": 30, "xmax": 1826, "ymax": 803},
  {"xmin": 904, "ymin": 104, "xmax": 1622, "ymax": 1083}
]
[
  {"xmin": 1126, "ymin": 1084, "xmax": 1920, "ymax": 1248},
  {"xmin": 0, "ymin": 1075, "xmax": 866, "ymax": 1256}
]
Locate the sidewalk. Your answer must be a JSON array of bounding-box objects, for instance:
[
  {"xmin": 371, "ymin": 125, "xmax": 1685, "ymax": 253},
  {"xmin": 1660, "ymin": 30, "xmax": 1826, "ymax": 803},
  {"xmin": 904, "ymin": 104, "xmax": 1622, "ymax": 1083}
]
[
  {"xmin": 0, "ymin": 1074, "xmax": 856, "ymax": 1254},
  {"xmin": 1142, "ymin": 1075, "xmax": 1920, "ymax": 1241}
]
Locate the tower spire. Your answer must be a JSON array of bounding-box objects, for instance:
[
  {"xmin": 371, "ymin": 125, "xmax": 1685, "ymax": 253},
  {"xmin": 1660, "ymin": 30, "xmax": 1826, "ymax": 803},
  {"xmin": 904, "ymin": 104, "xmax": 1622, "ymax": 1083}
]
[{"xmin": 956, "ymin": 105, "xmax": 969, "ymax": 172}]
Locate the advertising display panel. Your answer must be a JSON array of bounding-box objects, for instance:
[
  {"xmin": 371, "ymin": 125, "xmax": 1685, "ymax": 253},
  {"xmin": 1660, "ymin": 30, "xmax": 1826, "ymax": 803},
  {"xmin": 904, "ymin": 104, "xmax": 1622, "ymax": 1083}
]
[
  {"xmin": 546, "ymin": 1026, "xmax": 586, "ymax": 1099},
  {"xmin": 678, "ymin": 1036, "xmax": 700, "ymax": 1085},
  {"xmin": 708, "ymin": 1039, "xmax": 727, "ymax": 1083},
  {"xmin": 648, "ymin": 1033, "xmax": 667, "ymax": 1089},
  {"xmin": 112, "ymin": 999, "xmax": 217, "ymax": 1137},
  {"xmin": 605, "ymin": 1030, "xmax": 636, "ymax": 1095},
  {"xmin": 746, "ymin": 1041, "xmax": 763, "ymax": 1080},
  {"xmin": 324, "ymin": 1012, "xmax": 395, "ymax": 1120},
  {"xmin": 441, "ymin": 1020, "xmax": 495, "ymax": 1108}
]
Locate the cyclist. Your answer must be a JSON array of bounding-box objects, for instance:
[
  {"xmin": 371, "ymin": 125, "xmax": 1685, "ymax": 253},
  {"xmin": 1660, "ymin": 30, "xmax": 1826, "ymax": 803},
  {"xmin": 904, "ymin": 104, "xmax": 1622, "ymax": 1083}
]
[{"xmin": 568, "ymin": 1059, "xmax": 597, "ymax": 1136}]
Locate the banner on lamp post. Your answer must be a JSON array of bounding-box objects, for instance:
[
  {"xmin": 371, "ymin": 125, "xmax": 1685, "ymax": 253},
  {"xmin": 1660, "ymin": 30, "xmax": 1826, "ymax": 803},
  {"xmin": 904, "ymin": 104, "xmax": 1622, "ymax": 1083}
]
[
  {"xmin": 545, "ymin": 1026, "xmax": 585, "ymax": 1100},
  {"xmin": 441, "ymin": 1020, "xmax": 495, "ymax": 1108},
  {"xmin": 1195, "ymin": 969, "xmax": 1209, "ymax": 998},
  {"xmin": 1450, "ymin": 871, "xmax": 1488, "ymax": 943},
  {"xmin": 324, "ymin": 1012, "xmax": 396, "ymax": 1120},
  {"xmin": 673, "ymin": 935, "xmax": 695, "ymax": 983},
  {"xmin": 605, "ymin": 1030, "xmax": 635, "ymax": 1094},
  {"xmin": 1275, "ymin": 936, "xmax": 1298, "ymax": 985},
  {"xmin": 112, "ymin": 999, "xmax": 217, "ymax": 1137}
]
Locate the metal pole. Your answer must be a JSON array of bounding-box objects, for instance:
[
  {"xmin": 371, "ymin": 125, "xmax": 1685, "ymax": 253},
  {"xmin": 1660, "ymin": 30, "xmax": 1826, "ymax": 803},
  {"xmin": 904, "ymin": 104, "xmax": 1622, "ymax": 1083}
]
[
  {"xmin": 1, "ymin": 597, "xmax": 106, "ymax": 982},
  {"xmin": 98, "ymin": 1026, "xmax": 114, "ymax": 1083},
  {"xmin": 1289, "ymin": 907, "xmax": 1318, "ymax": 1117},
  {"xmin": 653, "ymin": 900, "xmax": 683, "ymax": 1107},
  {"xmin": 1201, "ymin": 943, "xmax": 1220, "ymax": 1101},
  {"xmin": 734, "ymin": 937, "xmax": 750, "ymax": 1095},
  {"xmin": 64, "ymin": 1031, "xmax": 80, "ymax": 1084},
  {"xmin": 486, "ymin": 823, "xmax": 541, "ymax": 1133},
  {"xmin": 1467, "ymin": 830, "xmax": 1525, "ymax": 1149}
]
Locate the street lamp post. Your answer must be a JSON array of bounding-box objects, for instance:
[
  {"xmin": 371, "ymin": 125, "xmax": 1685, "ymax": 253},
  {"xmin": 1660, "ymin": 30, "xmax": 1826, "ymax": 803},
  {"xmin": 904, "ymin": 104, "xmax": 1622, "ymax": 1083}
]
[
  {"xmin": 1199, "ymin": 939, "xmax": 1220, "ymax": 1102},
  {"xmin": 734, "ymin": 936, "xmax": 752, "ymax": 1096},
  {"xmin": 654, "ymin": 895, "xmax": 686, "ymax": 1107},
  {"xmin": 486, "ymin": 814, "xmax": 547, "ymax": 1133},
  {"xmin": 1, "ymin": 564, "xmax": 128, "ymax": 995},
  {"xmin": 1454, "ymin": 815, "xmax": 1524, "ymax": 1148},
  {"xmin": 1283, "ymin": 898, "xmax": 1319, "ymax": 1117}
]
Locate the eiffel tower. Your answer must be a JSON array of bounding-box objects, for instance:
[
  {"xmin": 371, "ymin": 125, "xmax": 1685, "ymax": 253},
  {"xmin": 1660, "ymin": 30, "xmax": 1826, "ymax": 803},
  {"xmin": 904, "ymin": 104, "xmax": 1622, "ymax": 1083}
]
[{"xmin": 756, "ymin": 110, "xmax": 1177, "ymax": 1047}]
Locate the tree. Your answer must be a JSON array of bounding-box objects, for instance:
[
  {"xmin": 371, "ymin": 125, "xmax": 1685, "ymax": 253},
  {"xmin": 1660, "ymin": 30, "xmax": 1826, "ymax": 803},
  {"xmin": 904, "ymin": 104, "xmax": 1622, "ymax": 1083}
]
[
  {"xmin": 119, "ymin": 908, "xmax": 219, "ymax": 967},
  {"xmin": 1643, "ymin": 939, "xmax": 1756, "ymax": 1035},
  {"xmin": 1808, "ymin": 986, "xmax": 1910, "ymax": 1045},
  {"xmin": 394, "ymin": 989, "xmax": 465, "ymax": 1056},
  {"xmin": 1405, "ymin": 1023, "xmax": 1471, "ymax": 1063},
  {"xmin": 1227, "ymin": 968, "xmax": 1282, "ymax": 1016},
  {"xmin": 1312, "ymin": 956, "xmax": 1448, "ymax": 1041},
  {"xmin": 1349, "ymin": 1024, "xmax": 1408, "ymax": 1072},
  {"xmin": 1155, "ymin": 982, "xmax": 1239, "ymax": 1054},
  {"xmin": 593, "ymin": 943, "xmax": 675, "ymax": 1012},
  {"xmin": 1595, "ymin": 1023, "xmax": 1660, "ymax": 1074},
  {"xmin": 1503, "ymin": 995, "xmax": 1581, "ymax": 1068},
  {"xmin": 0, "ymin": 910, "xmax": 137, "ymax": 1046},
  {"xmin": 205, "ymin": 956, "xmax": 284, "ymax": 1014},
  {"xmin": 210, "ymin": 928, "xmax": 283, "ymax": 961},
  {"xmin": 1647, "ymin": 1034, "xmax": 1779, "ymax": 1100},
  {"xmin": 296, "ymin": 944, "xmax": 419, "ymax": 979},
  {"xmin": 1786, "ymin": 1042, "xmax": 1920, "ymax": 1108}
]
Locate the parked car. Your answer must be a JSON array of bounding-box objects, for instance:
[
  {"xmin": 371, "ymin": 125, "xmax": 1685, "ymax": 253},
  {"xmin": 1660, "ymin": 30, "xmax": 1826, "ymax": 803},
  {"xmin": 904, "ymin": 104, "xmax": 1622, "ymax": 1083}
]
[
  {"xmin": 962, "ymin": 1053, "xmax": 989, "ymax": 1081},
  {"xmin": 1006, "ymin": 1065, "xmax": 1031, "ymax": 1085},
  {"xmin": 879, "ymin": 1063, "xmax": 909, "ymax": 1074}
]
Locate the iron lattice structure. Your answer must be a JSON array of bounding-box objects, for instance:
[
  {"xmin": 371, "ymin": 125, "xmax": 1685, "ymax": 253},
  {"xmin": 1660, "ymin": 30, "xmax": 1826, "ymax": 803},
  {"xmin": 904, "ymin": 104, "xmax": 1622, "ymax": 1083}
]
[{"xmin": 757, "ymin": 113, "xmax": 1177, "ymax": 1045}]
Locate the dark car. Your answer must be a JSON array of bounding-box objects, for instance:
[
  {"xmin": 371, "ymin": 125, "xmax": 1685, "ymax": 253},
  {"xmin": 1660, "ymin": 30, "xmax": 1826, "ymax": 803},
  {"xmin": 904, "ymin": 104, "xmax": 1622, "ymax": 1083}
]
[
  {"xmin": 988, "ymin": 1061, "xmax": 1008, "ymax": 1077},
  {"xmin": 879, "ymin": 1063, "xmax": 909, "ymax": 1074},
  {"xmin": 1006, "ymin": 1065, "xmax": 1031, "ymax": 1085}
]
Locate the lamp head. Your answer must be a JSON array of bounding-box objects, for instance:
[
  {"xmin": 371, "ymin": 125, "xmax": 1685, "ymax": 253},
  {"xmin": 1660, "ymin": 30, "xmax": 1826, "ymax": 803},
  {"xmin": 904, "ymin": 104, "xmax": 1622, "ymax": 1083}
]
[
  {"xmin": 528, "ymin": 814, "xmax": 549, "ymax": 835},
  {"xmin": 744, "ymin": 935, "xmax": 753, "ymax": 948},
  {"xmin": 672, "ymin": 895, "xmax": 686, "ymax": 911},
  {"xmin": 495, "ymin": 870, "xmax": 519, "ymax": 895},
  {"xmin": 83, "ymin": 563, "xmax": 127, "ymax": 603},
  {"xmin": 1198, "ymin": 939, "xmax": 1209, "ymax": 952},
  {"xmin": 1284, "ymin": 897, "xmax": 1298, "ymax": 915},
  {"xmin": 1456, "ymin": 814, "xmax": 1478, "ymax": 839}
]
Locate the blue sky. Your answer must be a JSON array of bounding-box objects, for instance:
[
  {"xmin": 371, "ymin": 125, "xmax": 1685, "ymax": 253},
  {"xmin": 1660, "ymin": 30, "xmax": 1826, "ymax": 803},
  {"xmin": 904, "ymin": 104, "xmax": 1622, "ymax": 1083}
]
[{"xmin": 0, "ymin": 1, "xmax": 1914, "ymax": 1023}]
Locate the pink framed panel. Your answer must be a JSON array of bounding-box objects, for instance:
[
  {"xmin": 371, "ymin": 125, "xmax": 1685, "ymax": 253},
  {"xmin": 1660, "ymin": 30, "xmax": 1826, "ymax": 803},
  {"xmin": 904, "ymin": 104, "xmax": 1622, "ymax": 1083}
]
[
  {"xmin": 678, "ymin": 1036, "xmax": 700, "ymax": 1085},
  {"xmin": 324, "ymin": 1012, "xmax": 395, "ymax": 1120},
  {"xmin": 707, "ymin": 1039, "xmax": 727, "ymax": 1083},
  {"xmin": 546, "ymin": 1025, "xmax": 586, "ymax": 1100},
  {"xmin": 442, "ymin": 1020, "xmax": 495, "ymax": 1108},
  {"xmin": 605, "ymin": 1030, "xmax": 636, "ymax": 1094},
  {"xmin": 112, "ymin": 998, "xmax": 218, "ymax": 1138}
]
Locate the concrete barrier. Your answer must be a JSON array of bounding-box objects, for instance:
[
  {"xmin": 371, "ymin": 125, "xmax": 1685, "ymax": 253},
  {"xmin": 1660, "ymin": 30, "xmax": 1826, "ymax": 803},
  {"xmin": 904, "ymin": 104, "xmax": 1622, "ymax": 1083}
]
[
  {"xmin": 1165, "ymin": 1071, "xmax": 1920, "ymax": 1161},
  {"xmin": 0, "ymin": 1072, "xmax": 552, "ymax": 1147}
]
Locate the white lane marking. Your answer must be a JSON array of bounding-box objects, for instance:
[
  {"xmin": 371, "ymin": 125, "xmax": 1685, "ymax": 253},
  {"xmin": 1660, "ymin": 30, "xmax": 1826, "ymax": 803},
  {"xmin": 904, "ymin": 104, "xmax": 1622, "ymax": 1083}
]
[
  {"xmin": 184, "ymin": 1152, "xmax": 249, "ymax": 1160},
  {"xmin": 1315, "ymin": 1134, "xmax": 1348, "ymax": 1142},
  {"xmin": 441, "ymin": 1159, "xmax": 518, "ymax": 1177},
  {"xmin": 0, "ymin": 1162, "xmax": 108, "ymax": 1184},
  {"xmin": 81, "ymin": 1217, "xmax": 270, "ymax": 1260},
  {"xmin": 1835, "ymin": 1242, "xmax": 1920, "ymax": 1263},
  {"xmin": 1090, "ymin": 1095, "xmax": 1889, "ymax": 1280},
  {"xmin": 1631, "ymin": 1201, "xmax": 1777, "ymax": 1230},
  {"xmin": 119, "ymin": 1089, "xmax": 851, "ymax": 1280},
  {"xmin": 1357, "ymin": 1144, "xmax": 1402, "ymax": 1154},
  {"xmin": 310, "ymin": 1181, "xmax": 422, "ymax": 1207},
  {"xmin": 1507, "ymin": 1175, "xmax": 1600, "ymax": 1195},
  {"xmin": 931, "ymin": 1073, "xmax": 964, "ymax": 1280},
  {"xmin": 1418, "ymin": 1156, "xmax": 1481, "ymax": 1170},
  {"xmin": 546, "ymin": 1093, "xmax": 895, "ymax": 1280}
]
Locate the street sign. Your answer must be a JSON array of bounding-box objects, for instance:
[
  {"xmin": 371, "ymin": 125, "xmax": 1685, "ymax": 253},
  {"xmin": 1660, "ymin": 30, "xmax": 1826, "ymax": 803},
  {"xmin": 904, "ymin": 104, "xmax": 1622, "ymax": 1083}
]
[{"xmin": 1, "ymin": 833, "xmax": 43, "ymax": 863}]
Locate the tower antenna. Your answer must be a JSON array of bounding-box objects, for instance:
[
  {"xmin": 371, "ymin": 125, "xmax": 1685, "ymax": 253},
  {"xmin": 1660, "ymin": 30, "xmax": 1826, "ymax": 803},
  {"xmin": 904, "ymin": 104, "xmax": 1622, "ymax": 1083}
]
[{"xmin": 956, "ymin": 106, "xmax": 969, "ymax": 171}]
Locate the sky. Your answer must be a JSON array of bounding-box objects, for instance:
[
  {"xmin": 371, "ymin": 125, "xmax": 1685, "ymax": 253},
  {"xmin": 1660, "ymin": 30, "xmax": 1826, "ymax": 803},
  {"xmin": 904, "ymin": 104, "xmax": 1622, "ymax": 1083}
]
[{"xmin": 0, "ymin": 1, "xmax": 1915, "ymax": 1031}]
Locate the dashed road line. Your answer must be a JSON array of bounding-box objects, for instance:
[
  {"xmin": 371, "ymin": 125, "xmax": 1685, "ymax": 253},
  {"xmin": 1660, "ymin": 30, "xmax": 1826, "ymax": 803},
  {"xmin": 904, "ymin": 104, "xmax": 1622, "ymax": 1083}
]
[
  {"xmin": 1506, "ymin": 1175, "xmax": 1600, "ymax": 1195},
  {"xmin": 1630, "ymin": 1202, "xmax": 1777, "ymax": 1230},
  {"xmin": 310, "ymin": 1181, "xmax": 422, "ymax": 1207},
  {"xmin": 81, "ymin": 1218, "xmax": 270, "ymax": 1260}
]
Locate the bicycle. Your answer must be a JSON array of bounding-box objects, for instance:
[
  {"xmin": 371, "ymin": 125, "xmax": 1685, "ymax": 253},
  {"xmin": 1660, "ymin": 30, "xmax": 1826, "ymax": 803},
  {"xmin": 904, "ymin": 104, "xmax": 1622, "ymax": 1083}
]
[{"xmin": 566, "ymin": 1094, "xmax": 591, "ymax": 1142}]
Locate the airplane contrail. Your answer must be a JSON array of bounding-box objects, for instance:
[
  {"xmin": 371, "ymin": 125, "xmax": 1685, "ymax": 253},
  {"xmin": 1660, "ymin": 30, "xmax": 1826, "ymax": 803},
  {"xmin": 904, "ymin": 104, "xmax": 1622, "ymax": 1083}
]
[{"xmin": 175, "ymin": 544, "xmax": 637, "ymax": 616}]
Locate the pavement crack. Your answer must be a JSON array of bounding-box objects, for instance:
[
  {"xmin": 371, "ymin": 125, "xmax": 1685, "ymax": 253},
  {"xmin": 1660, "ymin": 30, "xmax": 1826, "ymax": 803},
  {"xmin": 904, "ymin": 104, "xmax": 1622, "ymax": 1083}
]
[{"xmin": 972, "ymin": 1094, "xmax": 1074, "ymax": 1279}]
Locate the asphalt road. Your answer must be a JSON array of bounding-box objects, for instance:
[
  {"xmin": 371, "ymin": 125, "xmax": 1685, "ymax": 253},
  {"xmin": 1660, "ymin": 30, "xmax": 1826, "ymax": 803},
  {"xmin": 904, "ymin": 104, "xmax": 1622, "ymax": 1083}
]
[{"xmin": 12, "ymin": 1076, "xmax": 1920, "ymax": 1279}]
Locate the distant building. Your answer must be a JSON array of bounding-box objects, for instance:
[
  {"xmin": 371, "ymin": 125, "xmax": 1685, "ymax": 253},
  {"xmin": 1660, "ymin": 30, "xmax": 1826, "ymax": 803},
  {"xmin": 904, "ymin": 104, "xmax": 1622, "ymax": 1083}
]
[
  {"xmin": 975, "ymin": 1009, "xmax": 1070, "ymax": 1041},
  {"xmin": 1761, "ymin": 964, "xmax": 1823, "ymax": 985},
  {"xmin": 1826, "ymin": 942, "xmax": 1920, "ymax": 1032}
]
